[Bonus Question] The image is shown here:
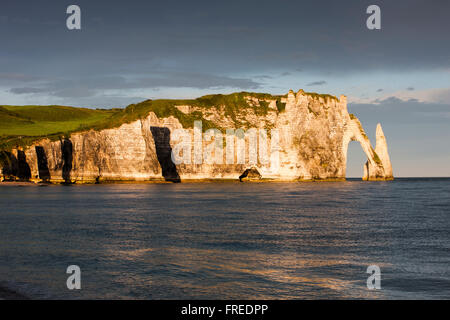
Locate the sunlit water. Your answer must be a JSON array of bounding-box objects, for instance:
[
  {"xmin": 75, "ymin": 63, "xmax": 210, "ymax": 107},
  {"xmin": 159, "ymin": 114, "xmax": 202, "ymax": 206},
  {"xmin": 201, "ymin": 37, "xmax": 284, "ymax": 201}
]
[{"xmin": 0, "ymin": 179, "xmax": 449, "ymax": 299}]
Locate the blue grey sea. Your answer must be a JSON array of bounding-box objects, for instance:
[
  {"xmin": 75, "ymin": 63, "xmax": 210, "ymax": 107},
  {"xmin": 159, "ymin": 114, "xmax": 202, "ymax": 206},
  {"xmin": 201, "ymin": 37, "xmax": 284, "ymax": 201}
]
[{"xmin": 0, "ymin": 178, "xmax": 449, "ymax": 299}]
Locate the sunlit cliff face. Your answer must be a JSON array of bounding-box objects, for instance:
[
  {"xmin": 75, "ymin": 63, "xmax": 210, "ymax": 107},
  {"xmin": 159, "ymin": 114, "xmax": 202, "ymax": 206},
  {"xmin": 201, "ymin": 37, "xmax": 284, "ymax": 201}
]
[{"xmin": 0, "ymin": 90, "xmax": 392, "ymax": 183}]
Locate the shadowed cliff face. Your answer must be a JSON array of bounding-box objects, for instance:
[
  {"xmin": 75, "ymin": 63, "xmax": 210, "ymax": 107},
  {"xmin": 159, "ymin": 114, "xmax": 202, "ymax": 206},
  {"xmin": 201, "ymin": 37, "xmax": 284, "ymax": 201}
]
[
  {"xmin": 35, "ymin": 146, "xmax": 50, "ymax": 182},
  {"xmin": 16, "ymin": 151, "xmax": 31, "ymax": 181},
  {"xmin": 0, "ymin": 150, "xmax": 31, "ymax": 181},
  {"xmin": 150, "ymin": 127, "xmax": 180, "ymax": 183},
  {"xmin": 0, "ymin": 151, "xmax": 18, "ymax": 181},
  {"xmin": 0, "ymin": 90, "xmax": 393, "ymax": 183},
  {"xmin": 61, "ymin": 139, "xmax": 73, "ymax": 184}
]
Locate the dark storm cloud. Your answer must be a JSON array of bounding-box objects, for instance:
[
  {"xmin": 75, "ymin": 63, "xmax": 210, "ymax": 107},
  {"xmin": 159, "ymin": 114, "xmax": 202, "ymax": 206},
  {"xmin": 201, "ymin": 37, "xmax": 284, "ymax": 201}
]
[
  {"xmin": 136, "ymin": 73, "xmax": 261, "ymax": 90},
  {"xmin": 0, "ymin": 73, "xmax": 38, "ymax": 82},
  {"xmin": 1, "ymin": 0, "xmax": 449, "ymax": 72},
  {"xmin": 9, "ymin": 73, "xmax": 261, "ymax": 98},
  {"xmin": 306, "ymin": 81, "xmax": 327, "ymax": 86},
  {"xmin": 9, "ymin": 87, "xmax": 48, "ymax": 94},
  {"xmin": 0, "ymin": 0, "xmax": 449, "ymax": 104},
  {"xmin": 61, "ymin": 95, "xmax": 148, "ymax": 109},
  {"xmin": 254, "ymin": 75, "xmax": 273, "ymax": 80}
]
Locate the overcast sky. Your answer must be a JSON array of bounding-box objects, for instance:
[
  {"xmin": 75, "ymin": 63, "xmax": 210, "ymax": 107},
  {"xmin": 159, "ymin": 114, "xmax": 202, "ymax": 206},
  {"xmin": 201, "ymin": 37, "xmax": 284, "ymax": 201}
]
[{"xmin": 0, "ymin": 0, "xmax": 449, "ymax": 176}]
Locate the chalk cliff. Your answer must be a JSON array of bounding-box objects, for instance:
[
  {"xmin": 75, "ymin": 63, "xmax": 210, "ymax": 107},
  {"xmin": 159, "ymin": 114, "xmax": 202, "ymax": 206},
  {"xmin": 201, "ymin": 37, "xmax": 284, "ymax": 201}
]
[{"xmin": 0, "ymin": 90, "xmax": 393, "ymax": 183}]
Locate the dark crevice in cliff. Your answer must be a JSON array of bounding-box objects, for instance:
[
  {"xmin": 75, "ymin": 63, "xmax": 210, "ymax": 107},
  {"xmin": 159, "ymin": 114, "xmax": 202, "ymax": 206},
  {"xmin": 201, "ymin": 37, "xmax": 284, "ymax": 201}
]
[
  {"xmin": 61, "ymin": 138, "xmax": 73, "ymax": 184},
  {"xmin": 150, "ymin": 127, "xmax": 180, "ymax": 183},
  {"xmin": 35, "ymin": 146, "xmax": 50, "ymax": 182},
  {"xmin": 17, "ymin": 151, "xmax": 31, "ymax": 181}
]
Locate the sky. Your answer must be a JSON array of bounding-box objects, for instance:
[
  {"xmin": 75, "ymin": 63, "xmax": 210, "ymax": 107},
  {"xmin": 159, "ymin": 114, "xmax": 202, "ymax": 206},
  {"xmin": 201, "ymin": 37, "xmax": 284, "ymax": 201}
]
[{"xmin": 0, "ymin": 0, "xmax": 449, "ymax": 177}]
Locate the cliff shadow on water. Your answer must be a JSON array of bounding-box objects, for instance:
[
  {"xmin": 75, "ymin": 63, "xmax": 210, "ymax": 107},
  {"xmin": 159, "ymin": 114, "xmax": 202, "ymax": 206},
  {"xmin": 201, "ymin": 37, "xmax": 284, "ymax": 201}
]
[{"xmin": 150, "ymin": 127, "xmax": 181, "ymax": 183}]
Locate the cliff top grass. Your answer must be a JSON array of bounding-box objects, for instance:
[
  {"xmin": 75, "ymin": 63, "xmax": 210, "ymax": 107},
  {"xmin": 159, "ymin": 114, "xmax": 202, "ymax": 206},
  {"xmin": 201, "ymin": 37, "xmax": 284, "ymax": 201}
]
[
  {"xmin": 0, "ymin": 105, "xmax": 117, "ymax": 150},
  {"xmin": 299, "ymin": 90, "xmax": 338, "ymax": 102},
  {"xmin": 0, "ymin": 90, "xmax": 332, "ymax": 151}
]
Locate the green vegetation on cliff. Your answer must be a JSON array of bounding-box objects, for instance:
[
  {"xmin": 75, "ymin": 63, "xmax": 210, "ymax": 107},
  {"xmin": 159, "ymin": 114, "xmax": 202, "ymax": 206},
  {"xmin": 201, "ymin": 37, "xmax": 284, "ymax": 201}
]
[
  {"xmin": 304, "ymin": 92, "xmax": 338, "ymax": 102},
  {"xmin": 0, "ymin": 105, "xmax": 115, "ymax": 136},
  {"xmin": 0, "ymin": 91, "xmax": 328, "ymax": 151},
  {"xmin": 0, "ymin": 105, "xmax": 116, "ymax": 150}
]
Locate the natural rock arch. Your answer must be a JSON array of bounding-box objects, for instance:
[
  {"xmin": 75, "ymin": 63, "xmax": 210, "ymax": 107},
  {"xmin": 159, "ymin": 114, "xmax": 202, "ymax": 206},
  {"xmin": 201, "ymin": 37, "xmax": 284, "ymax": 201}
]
[{"xmin": 343, "ymin": 121, "xmax": 393, "ymax": 181}]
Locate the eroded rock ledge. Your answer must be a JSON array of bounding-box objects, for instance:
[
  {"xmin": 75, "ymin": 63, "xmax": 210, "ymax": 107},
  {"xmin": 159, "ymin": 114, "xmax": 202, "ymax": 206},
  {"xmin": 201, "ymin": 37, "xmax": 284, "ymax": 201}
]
[{"xmin": 0, "ymin": 90, "xmax": 393, "ymax": 183}]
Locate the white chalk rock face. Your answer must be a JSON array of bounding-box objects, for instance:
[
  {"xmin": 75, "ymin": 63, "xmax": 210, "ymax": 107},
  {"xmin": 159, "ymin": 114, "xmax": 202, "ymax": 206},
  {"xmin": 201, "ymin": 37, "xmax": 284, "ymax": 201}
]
[
  {"xmin": 0, "ymin": 90, "xmax": 394, "ymax": 183},
  {"xmin": 374, "ymin": 123, "xmax": 393, "ymax": 179}
]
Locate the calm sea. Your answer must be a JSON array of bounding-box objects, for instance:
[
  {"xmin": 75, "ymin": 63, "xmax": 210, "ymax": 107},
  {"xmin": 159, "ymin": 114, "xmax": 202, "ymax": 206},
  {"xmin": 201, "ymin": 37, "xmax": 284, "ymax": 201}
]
[{"xmin": 0, "ymin": 178, "xmax": 449, "ymax": 299}]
